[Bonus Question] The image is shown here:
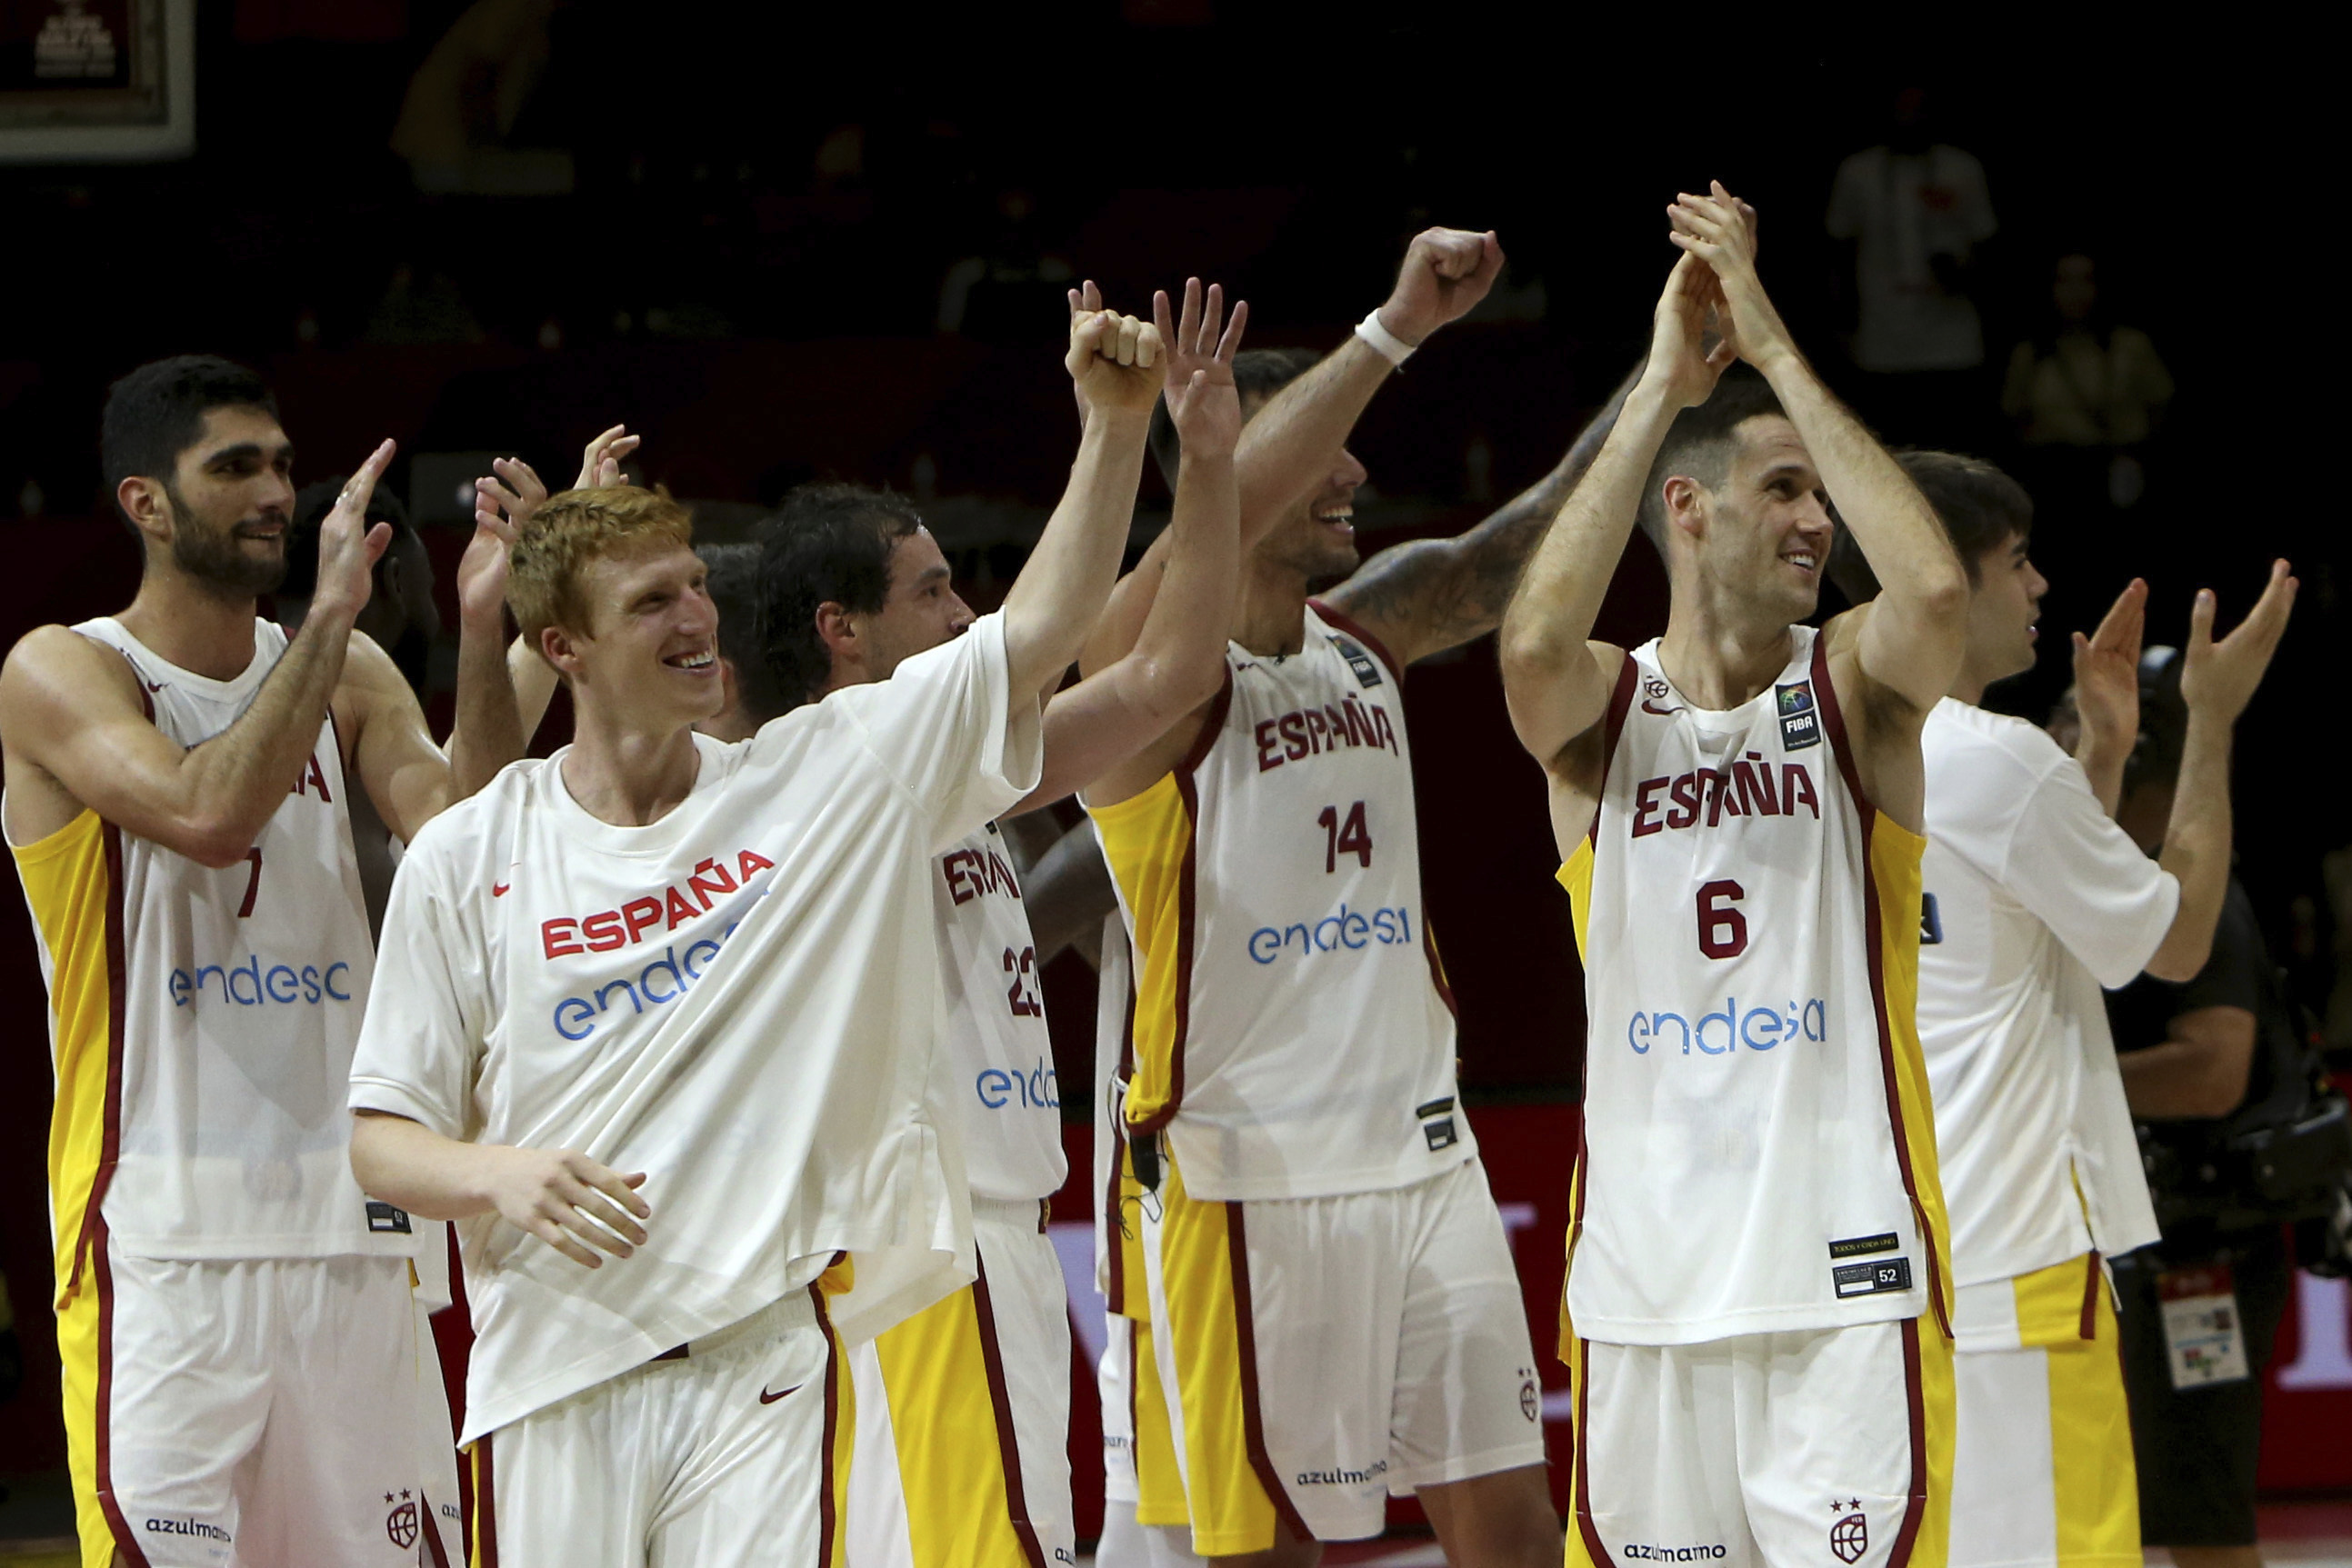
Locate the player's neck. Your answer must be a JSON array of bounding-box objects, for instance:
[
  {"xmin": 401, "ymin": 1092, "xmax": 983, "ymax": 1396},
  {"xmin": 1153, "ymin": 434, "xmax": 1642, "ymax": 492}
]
[
  {"xmin": 1656, "ymin": 602, "xmax": 1797, "ymax": 712},
  {"xmin": 1231, "ymin": 557, "xmax": 1311, "ymax": 657},
  {"xmin": 560, "ymin": 705, "xmax": 703, "ymax": 827},
  {"xmin": 112, "ymin": 570, "xmax": 261, "ymax": 683}
]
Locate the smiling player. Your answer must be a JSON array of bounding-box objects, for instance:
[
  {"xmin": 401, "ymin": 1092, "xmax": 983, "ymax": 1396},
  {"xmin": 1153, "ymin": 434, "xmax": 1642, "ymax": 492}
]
[
  {"xmin": 1501, "ymin": 185, "xmax": 1971, "ymax": 1567},
  {"xmin": 0, "ymin": 354, "xmax": 519, "ymax": 1565}
]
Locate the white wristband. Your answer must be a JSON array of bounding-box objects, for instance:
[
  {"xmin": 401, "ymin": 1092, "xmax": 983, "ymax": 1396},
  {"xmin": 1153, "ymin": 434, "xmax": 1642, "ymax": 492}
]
[{"xmin": 1355, "ymin": 308, "xmax": 1417, "ymax": 368}]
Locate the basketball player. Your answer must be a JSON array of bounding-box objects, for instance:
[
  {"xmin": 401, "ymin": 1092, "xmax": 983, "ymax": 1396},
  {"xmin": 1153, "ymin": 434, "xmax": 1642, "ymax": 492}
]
[
  {"xmin": 343, "ymin": 296, "xmax": 1159, "ymax": 1567},
  {"xmin": 1084, "ymin": 225, "xmax": 1619, "ymax": 1568},
  {"xmin": 701, "ymin": 277, "xmax": 1241, "ymax": 1568},
  {"xmin": 1499, "ymin": 185, "xmax": 1971, "ymax": 1566},
  {"xmin": 1826, "ymin": 454, "xmax": 2294, "ymax": 1568},
  {"xmin": 0, "ymin": 354, "xmax": 523, "ymax": 1565}
]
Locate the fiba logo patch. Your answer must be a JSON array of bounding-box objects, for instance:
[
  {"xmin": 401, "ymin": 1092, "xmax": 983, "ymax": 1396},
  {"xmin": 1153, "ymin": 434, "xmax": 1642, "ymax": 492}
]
[
  {"xmin": 1776, "ymin": 681, "xmax": 1821, "ymax": 751},
  {"xmin": 385, "ymin": 1491, "xmax": 418, "ymax": 1549},
  {"xmin": 1828, "ymin": 1499, "xmax": 1867, "ymax": 1564}
]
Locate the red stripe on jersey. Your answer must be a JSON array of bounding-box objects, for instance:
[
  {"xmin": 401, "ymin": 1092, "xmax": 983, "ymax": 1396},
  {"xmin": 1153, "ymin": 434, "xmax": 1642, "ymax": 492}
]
[
  {"xmin": 69, "ymin": 824, "xmax": 133, "ymax": 1297},
  {"xmin": 1306, "ymin": 598, "xmax": 1404, "ymax": 687},
  {"xmin": 812, "ymin": 1283, "xmax": 842, "ymax": 1568},
  {"xmin": 1227, "ymin": 1203, "xmax": 1314, "ymax": 1547},
  {"xmin": 1887, "ymin": 1318, "xmax": 1929, "ymax": 1568},
  {"xmin": 2080, "ymin": 1252, "xmax": 2102, "ymax": 1341},
  {"xmin": 1811, "ymin": 638, "xmax": 1950, "ymax": 1338},
  {"xmin": 973, "ymin": 1257, "xmax": 1050, "ymax": 1568},
  {"xmin": 1129, "ymin": 675, "xmax": 1230, "ymax": 1138},
  {"xmin": 92, "ymin": 1219, "xmax": 149, "ymax": 1565},
  {"xmin": 1590, "ymin": 653, "xmax": 1639, "ymax": 849}
]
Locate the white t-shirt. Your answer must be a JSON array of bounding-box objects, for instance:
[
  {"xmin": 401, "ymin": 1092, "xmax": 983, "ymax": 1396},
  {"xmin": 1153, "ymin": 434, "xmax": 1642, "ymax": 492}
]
[
  {"xmin": 1916, "ymin": 699, "xmax": 2172, "ymax": 1290},
  {"xmin": 1826, "ymin": 144, "xmax": 1997, "ymax": 373},
  {"xmin": 349, "ymin": 615, "xmax": 1041, "ymax": 1442}
]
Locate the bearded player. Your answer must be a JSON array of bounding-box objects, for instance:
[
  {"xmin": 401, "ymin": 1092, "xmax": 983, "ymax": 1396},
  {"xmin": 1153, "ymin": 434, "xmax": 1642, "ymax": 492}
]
[
  {"xmin": 1084, "ymin": 224, "xmax": 1626, "ymax": 1567},
  {"xmin": 0, "ymin": 355, "xmax": 520, "ymax": 1565},
  {"xmin": 1500, "ymin": 185, "xmax": 1970, "ymax": 1567}
]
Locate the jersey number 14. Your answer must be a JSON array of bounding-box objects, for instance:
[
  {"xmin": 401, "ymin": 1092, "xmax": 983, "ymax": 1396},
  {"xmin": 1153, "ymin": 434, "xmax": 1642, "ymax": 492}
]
[{"xmin": 1316, "ymin": 802, "xmax": 1374, "ymax": 874}]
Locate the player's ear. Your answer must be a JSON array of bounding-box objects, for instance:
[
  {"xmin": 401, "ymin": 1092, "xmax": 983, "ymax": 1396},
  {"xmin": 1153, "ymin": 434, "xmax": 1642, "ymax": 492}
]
[
  {"xmin": 118, "ymin": 475, "xmax": 171, "ymax": 540},
  {"xmin": 814, "ymin": 602, "xmax": 858, "ymax": 663},
  {"xmin": 1662, "ymin": 474, "xmax": 1707, "ymax": 538},
  {"xmin": 539, "ymin": 623, "xmax": 586, "ymax": 682}
]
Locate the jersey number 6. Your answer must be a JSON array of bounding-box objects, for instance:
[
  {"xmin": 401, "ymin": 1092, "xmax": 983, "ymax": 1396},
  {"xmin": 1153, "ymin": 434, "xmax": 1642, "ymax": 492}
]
[{"xmin": 1696, "ymin": 879, "xmax": 1747, "ymax": 960}]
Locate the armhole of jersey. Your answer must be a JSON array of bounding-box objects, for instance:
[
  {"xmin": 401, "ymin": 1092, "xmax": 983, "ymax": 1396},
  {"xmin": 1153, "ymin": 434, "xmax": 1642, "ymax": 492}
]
[
  {"xmin": 1587, "ymin": 651, "xmax": 1638, "ymax": 849},
  {"xmin": 1809, "ymin": 631, "xmax": 1876, "ymax": 827},
  {"xmin": 1306, "ymin": 597, "xmax": 1404, "ymax": 686},
  {"xmin": 1176, "ymin": 670, "xmax": 1234, "ymax": 778}
]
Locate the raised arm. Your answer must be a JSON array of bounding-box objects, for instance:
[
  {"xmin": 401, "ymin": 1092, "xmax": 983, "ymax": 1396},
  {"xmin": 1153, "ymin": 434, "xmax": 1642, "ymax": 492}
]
[
  {"xmin": 1500, "ymin": 255, "xmax": 1730, "ymax": 773},
  {"xmin": 1083, "ymin": 228, "xmax": 1502, "ymax": 674},
  {"xmin": 1669, "ymin": 183, "xmax": 1969, "ymax": 719},
  {"xmin": 1014, "ymin": 279, "xmax": 1246, "ymax": 814},
  {"xmin": 2143, "ymin": 563, "xmax": 2296, "ymax": 981},
  {"xmin": 1326, "ymin": 361, "xmax": 1641, "ymax": 666},
  {"xmin": 0, "ymin": 443, "xmax": 397, "ymax": 866},
  {"xmin": 997, "ymin": 285, "xmax": 1160, "ymax": 698}
]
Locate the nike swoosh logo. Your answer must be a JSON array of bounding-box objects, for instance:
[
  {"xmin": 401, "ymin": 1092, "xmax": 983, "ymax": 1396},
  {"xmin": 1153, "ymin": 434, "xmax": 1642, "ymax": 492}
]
[
  {"xmin": 758, "ymin": 1382, "xmax": 804, "ymax": 1405},
  {"xmin": 145, "ymin": 681, "xmax": 165, "ymax": 693},
  {"xmin": 492, "ymin": 883, "xmax": 510, "ymax": 897},
  {"xmin": 1641, "ymin": 699, "xmax": 1682, "ymax": 716}
]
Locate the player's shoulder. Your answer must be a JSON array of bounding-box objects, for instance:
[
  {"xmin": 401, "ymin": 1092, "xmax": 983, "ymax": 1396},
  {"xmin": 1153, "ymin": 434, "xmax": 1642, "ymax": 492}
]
[
  {"xmin": 401, "ymin": 754, "xmax": 549, "ymax": 868},
  {"xmin": 1924, "ymin": 697, "xmax": 2070, "ymax": 774},
  {"xmin": 0, "ymin": 622, "xmax": 140, "ymax": 723}
]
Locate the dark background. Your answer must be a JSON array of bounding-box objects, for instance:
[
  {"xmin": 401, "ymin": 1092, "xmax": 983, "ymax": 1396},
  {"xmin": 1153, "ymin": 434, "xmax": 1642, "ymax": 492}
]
[{"xmin": 0, "ymin": 8, "xmax": 2337, "ymax": 1469}]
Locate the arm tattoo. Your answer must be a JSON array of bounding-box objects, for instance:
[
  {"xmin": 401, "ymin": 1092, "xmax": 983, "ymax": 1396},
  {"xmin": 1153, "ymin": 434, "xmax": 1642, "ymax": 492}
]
[{"xmin": 1328, "ymin": 365, "xmax": 1640, "ymax": 660}]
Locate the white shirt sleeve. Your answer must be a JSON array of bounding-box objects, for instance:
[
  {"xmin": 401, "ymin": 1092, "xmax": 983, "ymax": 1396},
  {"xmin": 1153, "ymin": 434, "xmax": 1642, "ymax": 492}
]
[
  {"xmin": 1998, "ymin": 759, "xmax": 2178, "ymax": 988},
  {"xmin": 349, "ymin": 836, "xmax": 486, "ymax": 1137},
  {"xmin": 826, "ymin": 612, "xmax": 1045, "ymax": 848}
]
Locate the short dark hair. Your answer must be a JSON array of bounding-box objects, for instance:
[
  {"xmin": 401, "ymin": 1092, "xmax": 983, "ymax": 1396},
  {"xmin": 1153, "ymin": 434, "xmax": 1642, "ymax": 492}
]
[
  {"xmin": 282, "ymin": 477, "xmax": 415, "ymax": 602},
  {"xmin": 1148, "ymin": 346, "xmax": 1320, "ymax": 490},
  {"xmin": 1827, "ymin": 449, "xmax": 2033, "ymax": 604},
  {"xmin": 697, "ymin": 541, "xmax": 793, "ymax": 726},
  {"xmin": 100, "ymin": 355, "xmax": 279, "ymax": 534},
  {"xmin": 756, "ymin": 483, "xmax": 926, "ymax": 709},
  {"xmin": 1636, "ymin": 365, "xmax": 1788, "ymax": 557}
]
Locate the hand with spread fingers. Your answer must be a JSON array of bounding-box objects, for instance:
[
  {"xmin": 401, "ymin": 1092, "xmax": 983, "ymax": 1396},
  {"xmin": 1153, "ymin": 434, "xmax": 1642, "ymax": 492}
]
[
  {"xmin": 465, "ymin": 426, "xmax": 641, "ymax": 630},
  {"xmin": 1066, "ymin": 280, "xmax": 1163, "ymax": 424},
  {"xmin": 1667, "ymin": 181, "xmax": 1797, "ymax": 373},
  {"xmin": 1641, "ymin": 252, "xmax": 1736, "ymax": 413},
  {"xmin": 1377, "ymin": 226, "xmax": 1506, "ymax": 346},
  {"xmin": 1152, "ymin": 277, "xmax": 1248, "ymax": 461},
  {"xmin": 2180, "ymin": 558, "xmax": 2298, "ymax": 724},
  {"xmin": 312, "ymin": 439, "xmax": 398, "ymax": 624},
  {"xmin": 2071, "ymin": 577, "xmax": 2148, "ymax": 756}
]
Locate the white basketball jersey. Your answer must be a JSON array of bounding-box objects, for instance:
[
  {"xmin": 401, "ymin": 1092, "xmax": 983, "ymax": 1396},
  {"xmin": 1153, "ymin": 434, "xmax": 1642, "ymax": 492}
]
[
  {"xmin": 932, "ymin": 823, "xmax": 1066, "ymax": 1203},
  {"xmin": 1089, "ymin": 602, "xmax": 1468, "ymax": 1203},
  {"xmin": 11, "ymin": 617, "xmax": 401, "ymax": 1272},
  {"xmin": 1558, "ymin": 629, "xmax": 1950, "ymax": 1346}
]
